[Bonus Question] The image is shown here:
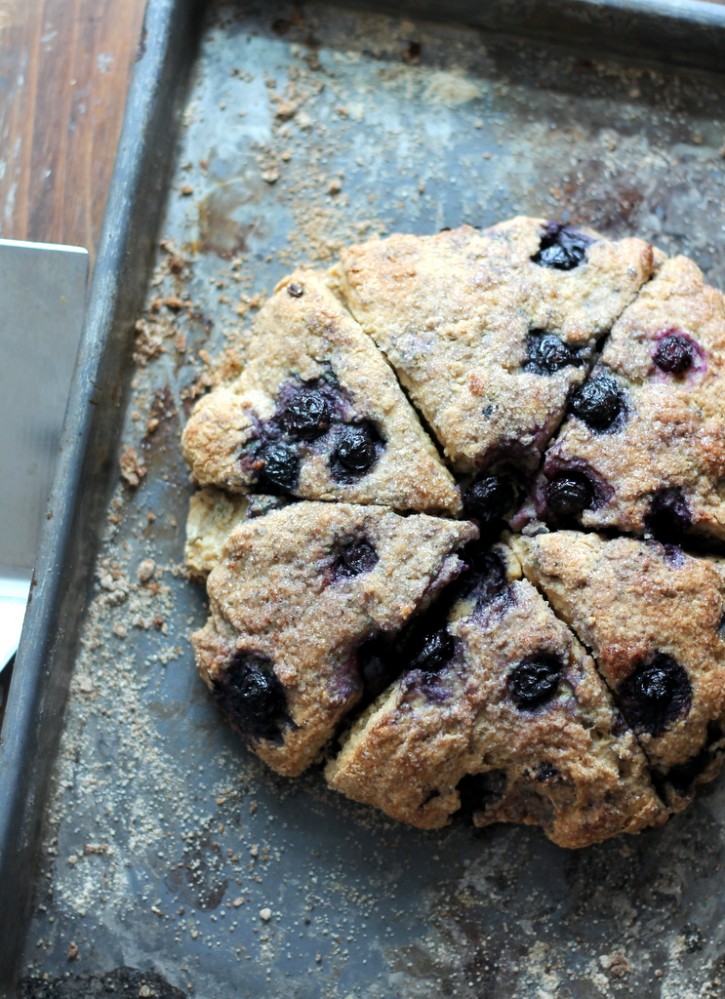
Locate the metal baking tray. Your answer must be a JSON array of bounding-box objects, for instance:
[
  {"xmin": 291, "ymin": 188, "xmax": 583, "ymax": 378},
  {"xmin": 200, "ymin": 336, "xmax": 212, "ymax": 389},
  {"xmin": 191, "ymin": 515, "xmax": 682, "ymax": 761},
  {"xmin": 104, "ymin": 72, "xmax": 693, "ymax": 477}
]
[{"xmin": 3, "ymin": 0, "xmax": 725, "ymax": 995}]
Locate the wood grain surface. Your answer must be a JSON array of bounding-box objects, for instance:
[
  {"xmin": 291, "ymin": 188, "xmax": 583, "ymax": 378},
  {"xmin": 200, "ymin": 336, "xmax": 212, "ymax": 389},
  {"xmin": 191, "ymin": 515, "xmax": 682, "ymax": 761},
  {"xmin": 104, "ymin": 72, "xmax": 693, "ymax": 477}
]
[{"xmin": 0, "ymin": 0, "xmax": 147, "ymax": 264}]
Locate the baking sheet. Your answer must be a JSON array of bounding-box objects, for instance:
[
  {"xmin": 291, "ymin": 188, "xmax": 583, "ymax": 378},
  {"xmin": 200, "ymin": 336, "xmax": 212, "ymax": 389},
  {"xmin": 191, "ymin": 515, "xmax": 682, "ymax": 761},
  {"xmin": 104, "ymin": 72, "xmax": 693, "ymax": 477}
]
[{"xmin": 11, "ymin": 0, "xmax": 725, "ymax": 995}]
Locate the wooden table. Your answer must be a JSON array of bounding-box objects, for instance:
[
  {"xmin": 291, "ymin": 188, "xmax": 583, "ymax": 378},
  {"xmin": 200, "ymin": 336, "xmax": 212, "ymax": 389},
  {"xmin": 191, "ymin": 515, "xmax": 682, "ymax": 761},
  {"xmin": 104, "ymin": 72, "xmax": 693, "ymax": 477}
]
[{"xmin": 0, "ymin": 0, "xmax": 148, "ymax": 266}]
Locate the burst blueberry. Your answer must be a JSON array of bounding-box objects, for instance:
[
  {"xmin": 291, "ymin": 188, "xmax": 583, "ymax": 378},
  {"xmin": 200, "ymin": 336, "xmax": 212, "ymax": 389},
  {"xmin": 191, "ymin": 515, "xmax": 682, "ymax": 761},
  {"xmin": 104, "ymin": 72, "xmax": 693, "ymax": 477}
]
[
  {"xmin": 645, "ymin": 487, "xmax": 691, "ymax": 544},
  {"xmin": 331, "ymin": 422, "xmax": 381, "ymax": 479},
  {"xmin": 282, "ymin": 389, "xmax": 331, "ymax": 441},
  {"xmin": 653, "ymin": 332, "xmax": 695, "ymax": 374},
  {"xmin": 569, "ymin": 374, "xmax": 624, "ymax": 431},
  {"xmin": 259, "ymin": 440, "xmax": 300, "ymax": 491},
  {"xmin": 525, "ymin": 330, "xmax": 579, "ymax": 375},
  {"xmin": 545, "ymin": 471, "xmax": 594, "ymax": 519},
  {"xmin": 463, "ymin": 474, "xmax": 516, "ymax": 525},
  {"xmin": 212, "ymin": 651, "xmax": 290, "ymax": 743},
  {"xmin": 408, "ymin": 627, "xmax": 455, "ymax": 673},
  {"xmin": 334, "ymin": 539, "xmax": 378, "ymax": 578},
  {"xmin": 508, "ymin": 654, "xmax": 562, "ymax": 708},
  {"xmin": 617, "ymin": 653, "xmax": 692, "ymax": 737},
  {"xmin": 531, "ymin": 222, "xmax": 592, "ymax": 271}
]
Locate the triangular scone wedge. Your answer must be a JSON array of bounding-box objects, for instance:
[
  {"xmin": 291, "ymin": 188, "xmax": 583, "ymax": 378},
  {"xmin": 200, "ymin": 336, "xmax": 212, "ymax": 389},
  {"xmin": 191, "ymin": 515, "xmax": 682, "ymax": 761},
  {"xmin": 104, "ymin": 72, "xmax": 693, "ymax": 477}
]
[
  {"xmin": 514, "ymin": 531, "xmax": 725, "ymax": 808},
  {"xmin": 181, "ymin": 270, "xmax": 461, "ymax": 515},
  {"xmin": 333, "ymin": 217, "xmax": 658, "ymax": 478},
  {"xmin": 326, "ymin": 543, "xmax": 665, "ymax": 848},
  {"xmin": 192, "ymin": 503, "xmax": 477, "ymax": 777},
  {"xmin": 538, "ymin": 257, "xmax": 725, "ymax": 543}
]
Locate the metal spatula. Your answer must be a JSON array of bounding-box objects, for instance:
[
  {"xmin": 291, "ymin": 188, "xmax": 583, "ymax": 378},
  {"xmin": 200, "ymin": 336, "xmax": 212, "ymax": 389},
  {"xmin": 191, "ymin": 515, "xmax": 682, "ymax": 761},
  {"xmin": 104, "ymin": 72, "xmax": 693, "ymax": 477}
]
[{"xmin": 0, "ymin": 240, "xmax": 88, "ymax": 670}]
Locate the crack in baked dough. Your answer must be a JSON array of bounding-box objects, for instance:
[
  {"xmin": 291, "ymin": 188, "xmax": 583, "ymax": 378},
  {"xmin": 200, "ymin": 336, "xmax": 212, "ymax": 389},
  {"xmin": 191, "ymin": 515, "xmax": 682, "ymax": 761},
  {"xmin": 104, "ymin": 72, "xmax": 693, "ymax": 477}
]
[{"xmin": 181, "ymin": 215, "xmax": 725, "ymax": 847}]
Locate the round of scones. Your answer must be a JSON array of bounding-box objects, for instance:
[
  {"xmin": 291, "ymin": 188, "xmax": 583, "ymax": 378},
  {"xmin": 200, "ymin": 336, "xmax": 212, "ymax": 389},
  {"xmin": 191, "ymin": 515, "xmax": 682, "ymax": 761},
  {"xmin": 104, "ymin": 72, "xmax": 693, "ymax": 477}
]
[{"xmin": 181, "ymin": 216, "xmax": 725, "ymax": 849}]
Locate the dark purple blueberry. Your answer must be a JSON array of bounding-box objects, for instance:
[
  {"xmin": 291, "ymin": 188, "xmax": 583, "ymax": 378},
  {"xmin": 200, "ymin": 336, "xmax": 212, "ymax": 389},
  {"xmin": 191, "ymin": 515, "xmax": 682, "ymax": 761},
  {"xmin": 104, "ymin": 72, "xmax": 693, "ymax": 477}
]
[
  {"xmin": 282, "ymin": 389, "xmax": 330, "ymax": 441},
  {"xmin": 645, "ymin": 487, "xmax": 691, "ymax": 544},
  {"xmin": 286, "ymin": 281, "xmax": 304, "ymax": 298},
  {"xmin": 331, "ymin": 422, "xmax": 382, "ymax": 479},
  {"xmin": 211, "ymin": 651, "xmax": 290, "ymax": 743},
  {"xmin": 508, "ymin": 654, "xmax": 562, "ymax": 709},
  {"xmin": 653, "ymin": 332, "xmax": 695, "ymax": 374},
  {"xmin": 617, "ymin": 653, "xmax": 691, "ymax": 737},
  {"xmin": 457, "ymin": 770, "xmax": 508, "ymax": 815},
  {"xmin": 545, "ymin": 471, "xmax": 594, "ymax": 519},
  {"xmin": 334, "ymin": 539, "xmax": 378, "ymax": 578},
  {"xmin": 457, "ymin": 546, "xmax": 510, "ymax": 610},
  {"xmin": 259, "ymin": 440, "xmax": 300, "ymax": 491},
  {"xmin": 525, "ymin": 330, "xmax": 579, "ymax": 375},
  {"xmin": 463, "ymin": 474, "xmax": 516, "ymax": 525},
  {"xmin": 536, "ymin": 762, "xmax": 559, "ymax": 781},
  {"xmin": 408, "ymin": 627, "xmax": 455, "ymax": 673},
  {"xmin": 569, "ymin": 374, "xmax": 624, "ymax": 431},
  {"xmin": 531, "ymin": 222, "xmax": 592, "ymax": 271}
]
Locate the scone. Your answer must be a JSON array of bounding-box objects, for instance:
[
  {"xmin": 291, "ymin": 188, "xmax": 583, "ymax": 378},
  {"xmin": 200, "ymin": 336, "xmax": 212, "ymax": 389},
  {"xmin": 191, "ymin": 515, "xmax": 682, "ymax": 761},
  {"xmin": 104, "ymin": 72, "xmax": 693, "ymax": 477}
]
[
  {"xmin": 182, "ymin": 215, "xmax": 725, "ymax": 848},
  {"xmin": 333, "ymin": 217, "xmax": 657, "ymax": 490},
  {"xmin": 192, "ymin": 502, "xmax": 477, "ymax": 776},
  {"xmin": 513, "ymin": 531, "xmax": 725, "ymax": 808},
  {"xmin": 182, "ymin": 269, "xmax": 461, "ymax": 515},
  {"xmin": 326, "ymin": 543, "xmax": 665, "ymax": 848},
  {"xmin": 538, "ymin": 256, "xmax": 725, "ymax": 542}
]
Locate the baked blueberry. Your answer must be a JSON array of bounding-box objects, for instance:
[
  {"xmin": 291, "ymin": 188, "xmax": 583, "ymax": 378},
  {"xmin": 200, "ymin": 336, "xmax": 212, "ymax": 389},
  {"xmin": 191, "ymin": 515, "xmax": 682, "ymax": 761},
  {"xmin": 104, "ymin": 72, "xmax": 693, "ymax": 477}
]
[
  {"xmin": 212, "ymin": 652, "xmax": 290, "ymax": 743},
  {"xmin": 653, "ymin": 332, "xmax": 695, "ymax": 374},
  {"xmin": 618, "ymin": 653, "xmax": 692, "ymax": 737},
  {"xmin": 531, "ymin": 222, "xmax": 592, "ymax": 271},
  {"xmin": 545, "ymin": 471, "xmax": 594, "ymax": 519},
  {"xmin": 282, "ymin": 389, "xmax": 331, "ymax": 441},
  {"xmin": 334, "ymin": 539, "xmax": 378, "ymax": 578},
  {"xmin": 259, "ymin": 441, "xmax": 300, "ymax": 491},
  {"xmin": 718, "ymin": 611, "xmax": 725, "ymax": 638},
  {"xmin": 536, "ymin": 762, "xmax": 559, "ymax": 781},
  {"xmin": 463, "ymin": 474, "xmax": 516, "ymax": 525},
  {"xmin": 357, "ymin": 636, "xmax": 396, "ymax": 698},
  {"xmin": 408, "ymin": 627, "xmax": 455, "ymax": 673},
  {"xmin": 508, "ymin": 654, "xmax": 562, "ymax": 709},
  {"xmin": 569, "ymin": 375, "xmax": 624, "ymax": 431},
  {"xmin": 525, "ymin": 330, "xmax": 579, "ymax": 375},
  {"xmin": 645, "ymin": 487, "xmax": 691, "ymax": 543},
  {"xmin": 331, "ymin": 422, "xmax": 382, "ymax": 479}
]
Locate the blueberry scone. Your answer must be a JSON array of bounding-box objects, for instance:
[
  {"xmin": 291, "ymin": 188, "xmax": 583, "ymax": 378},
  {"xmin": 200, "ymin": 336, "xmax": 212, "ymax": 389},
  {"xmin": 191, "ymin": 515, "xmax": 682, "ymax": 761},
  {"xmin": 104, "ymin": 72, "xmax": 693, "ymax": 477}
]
[
  {"xmin": 514, "ymin": 531, "xmax": 725, "ymax": 808},
  {"xmin": 332, "ymin": 217, "xmax": 658, "ymax": 488},
  {"xmin": 538, "ymin": 256, "xmax": 725, "ymax": 541},
  {"xmin": 192, "ymin": 502, "xmax": 476, "ymax": 776},
  {"xmin": 326, "ymin": 544, "xmax": 666, "ymax": 848},
  {"xmin": 183, "ymin": 215, "xmax": 725, "ymax": 848},
  {"xmin": 182, "ymin": 270, "xmax": 461, "ymax": 515}
]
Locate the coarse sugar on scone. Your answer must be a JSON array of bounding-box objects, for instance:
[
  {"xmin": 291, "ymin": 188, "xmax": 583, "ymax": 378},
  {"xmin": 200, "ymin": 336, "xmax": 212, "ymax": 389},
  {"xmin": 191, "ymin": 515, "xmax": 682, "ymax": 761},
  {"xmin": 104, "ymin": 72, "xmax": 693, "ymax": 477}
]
[
  {"xmin": 513, "ymin": 530, "xmax": 725, "ymax": 808},
  {"xmin": 538, "ymin": 256, "xmax": 725, "ymax": 542},
  {"xmin": 185, "ymin": 486, "xmax": 290, "ymax": 578},
  {"xmin": 181, "ymin": 269, "xmax": 461, "ymax": 515},
  {"xmin": 192, "ymin": 502, "xmax": 477, "ymax": 777},
  {"xmin": 326, "ymin": 542, "xmax": 666, "ymax": 848},
  {"xmin": 332, "ymin": 217, "xmax": 659, "ymax": 484}
]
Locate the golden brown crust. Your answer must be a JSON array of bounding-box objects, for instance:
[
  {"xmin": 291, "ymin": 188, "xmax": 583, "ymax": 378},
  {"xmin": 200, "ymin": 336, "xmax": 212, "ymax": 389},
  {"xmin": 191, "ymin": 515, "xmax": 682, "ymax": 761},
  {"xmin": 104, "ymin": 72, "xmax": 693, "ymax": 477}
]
[
  {"xmin": 333, "ymin": 217, "xmax": 657, "ymax": 473},
  {"xmin": 326, "ymin": 544, "xmax": 666, "ymax": 848},
  {"xmin": 541, "ymin": 257, "xmax": 725, "ymax": 540},
  {"xmin": 514, "ymin": 531, "xmax": 725, "ymax": 806},
  {"xmin": 181, "ymin": 269, "xmax": 461, "ymax": 515},
  {"xmin": 193, "ymin": 503, "xmax": 477, "ymax": 776}
]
